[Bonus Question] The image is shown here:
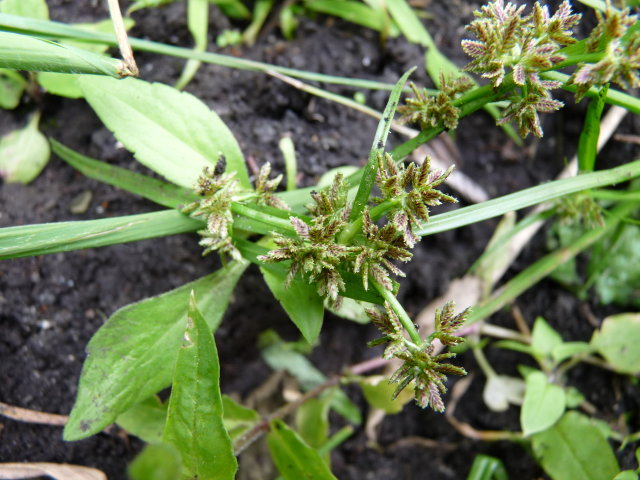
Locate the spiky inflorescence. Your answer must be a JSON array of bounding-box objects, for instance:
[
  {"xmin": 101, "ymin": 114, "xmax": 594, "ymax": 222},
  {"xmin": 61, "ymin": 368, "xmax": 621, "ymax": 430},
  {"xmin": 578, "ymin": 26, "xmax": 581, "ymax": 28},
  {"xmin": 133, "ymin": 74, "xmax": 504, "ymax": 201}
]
[
  {"xmin": 398, "ymin": 75, "xmax": 474, "ymax": 131},
  {"xmin": 258, "ymin": 173, "xmax": 353, "ymax": 307},
  {"xmin": 555, "ymin": 193, "xmax": 604, "ymax": 229},
  {"xmin": 569, "ymin": 1, "xmax": 640, "ymax": 101},
  {"xmin": 368, "ymin": 302, "xmax": 468, "ymax": 412},
  {"xmin": 462, "ymin": 0, "xmax": 581, "ymax": 136},
  {"xmin": 255, "ymin": 162, "xmax": 290, "ymax": 211},
  {"xmin": 352, "ymin": 208, "xmax": 413, "ymax": 291},
  {"xmin": 182, "ymin": 158, "xmax": 242, "ymax": 259},
  {"xmin": 374, "ymin": 153, "xmax": 456, "ymax": 247}
]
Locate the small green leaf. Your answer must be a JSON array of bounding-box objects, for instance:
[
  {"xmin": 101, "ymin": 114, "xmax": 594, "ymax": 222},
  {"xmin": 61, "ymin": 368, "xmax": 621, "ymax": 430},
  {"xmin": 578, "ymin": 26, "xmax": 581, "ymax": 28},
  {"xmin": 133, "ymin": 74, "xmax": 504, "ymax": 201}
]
[
  {"xmin": 360, "ymin": 375, "xmax": 413, "ymax": 414},
  {"xmin": 531, "ymin": 317, "xmax": 563, "ymax": 361},
  {"xmin": 0, "ymin": 68, "xmax": 26, "ymax": 109},
  {"xmin": 521, "ymin": 371, "xmax": 566, "ymax": 436},
  {"xmin": 591, "ymin": 313, "xmax": 640, "ymax": 373},
  {"xmin": 532, "ymin": 411, "xmax": 619, "ymax": 480},
  {"xmin": 221, "ymin": 395, "xmax": 260, "ymax": 441},
  {"xmin": 128, "ymin": 443, "xmax": 182, "ymax": 480},
  {"xmin": 296, "ymin": 395, "xmax": 332, "ymax": 457},
  {"xmin": 0, "ymin": 112, "xmax": 49, "ymax": 184},
  {"xmin": 116, "ymin": 396, "xmax": 167, "ymax": 444},
  {"xmin": 64, "ymin": 261, "xmax": 248, "ymax": 440},
  {"xmin": 267, "ymin": 419, "xmax": 337, "ymax": 480},
  {"xmin": 594, "ymin": 225, "xmax": 640, "ymax": 308},
  {"xmin": 260, "ymin": 265, "xmax": 324, "ymax": 344},
  {"xmin": 564, "ymin": 386, "xmax": 585, "ymax": 409},
  {"xmin": 261, "ymin": 336, "xmax": 361, "ymax": 425},
  {"xmin": 493, "ymin": 340, "xmax": 533, "ymax": 356},
  {"xmin": 551, "ymin": 341, "xmax": 591, "ymax": 364},
  {"xmin": 79, "ymin": 76, "xmax": 249, "ymax": 189},
  {"xmin": 163, "ymin": 293, "xmax": 237, "ymax": 480}
]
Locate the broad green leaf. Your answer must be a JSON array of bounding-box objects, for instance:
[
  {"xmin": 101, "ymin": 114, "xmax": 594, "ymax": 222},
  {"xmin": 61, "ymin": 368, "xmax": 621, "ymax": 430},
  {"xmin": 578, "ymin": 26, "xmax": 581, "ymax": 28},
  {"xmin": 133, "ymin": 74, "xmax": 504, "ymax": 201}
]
[
  {"xmin": 163, "ymin": 293, "xmax": 237, "ymax": 480},
  {"xmin": 267, "ymin": 419, "xmax": 337, "ymax": 480},
  {"xmin": 128, "ymin": 443, "xmax": 182, "ymax": 480},
  {"xmin": 0, "ymin": 112, "xmax": 49, "ymax": 183},
  {"xmin": 551, "ymin": 341, "xmax": 591, "ymax": 364},
  {"xmin": 591, "ymin": 313, "xmax": 640, "ymax": 373},
  {"xmin": 531, "ymin": 317, "xmax": 563, "ymax": 361},
  {"xmin": 0, "ymin": 31, "xmax": 126, "ymax": 76},
  {"xmin": 0, "ymin": 210, "xmax": 201, "ymax": 260},
  {"xmin": 221, "ymin": 394, "xmax": 260, "ymax": 441},
  {"xmin": 116, "ymin": 396, "xmax": 167, "ymax": 444},
  {"xmin": 64, "ymin": 261, "xmax": 248, "ymax": 440},
  {"xmin": 594, "ymin": 225, "xmax": 640, "ymax": 308},
  {"xmin": 521, "ymin": 371, "xmax": 566, "ymax": 436},
  {"xmin": 532, "ymin": 411, "xmax": 619, "ymax": 480},
  {"xmin": 78, "ymin": 76, "xmax": 249, "ymax": 189},
  {"xmin": 51, "ymin": 140, "xmax": 197, "ymax": 209},
  {"xmin": 0, "ymin": 0, "xmax": 48, "ymax": 20},
  {"xmin": 0, "ymin": 68, "xmax": 26, "ymax": 109},
  {"xmin": 305, "ymin": 0, "xmax": 386, "ymax": 32},
  {"xmin": 483, "ymin": 375, "xmax": 525, "ymax": 412},
  {"xmin": 260, "ymin": 265, "xmax": 324, "ymax": 344},
  {"xmin": 360, "ymin": 375, "xmax": 413, "ymax": 414}
]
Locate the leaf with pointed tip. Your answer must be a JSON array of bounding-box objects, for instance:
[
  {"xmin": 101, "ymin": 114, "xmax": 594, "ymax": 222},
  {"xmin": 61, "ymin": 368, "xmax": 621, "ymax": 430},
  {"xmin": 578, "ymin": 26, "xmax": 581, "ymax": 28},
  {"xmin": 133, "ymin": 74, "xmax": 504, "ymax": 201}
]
[
  {"xmin": 64, "ymin": 261, "xmax": 248, "ymax": 440},
  {"xmin": 267, "ymin": 419, "xmax": 337, "ymax": 480},
  {"xmin": 260, "ymin": 265, "xmax": 324, "ymax": 344},
  {"xmin": 162, "ymin": 293, "xmax": 237, "ymax": 480},
  {"xmin": 78, "ymin": 75, "xmax": 249, "ymax": 189}
]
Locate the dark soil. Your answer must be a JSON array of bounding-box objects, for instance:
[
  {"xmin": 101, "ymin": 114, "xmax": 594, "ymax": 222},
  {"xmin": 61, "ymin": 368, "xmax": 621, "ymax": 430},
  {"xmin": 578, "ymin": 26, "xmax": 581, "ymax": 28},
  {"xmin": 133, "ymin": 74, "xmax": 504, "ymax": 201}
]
[{"xmin": 1, "ymin": 1, "xmax": 639, "ymax": 479}]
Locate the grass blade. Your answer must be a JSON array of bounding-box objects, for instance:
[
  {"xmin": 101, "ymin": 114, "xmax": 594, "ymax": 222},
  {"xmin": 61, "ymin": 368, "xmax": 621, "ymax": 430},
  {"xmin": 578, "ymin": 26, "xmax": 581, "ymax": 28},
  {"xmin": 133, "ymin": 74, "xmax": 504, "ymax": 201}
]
[
  {"xmin": 0, "ymin": 210, "xmax": 201, "ymax": 260},
  {"xmin": 577, "ymin": 84, "xmax": 608, "ymax": 173},
  {"xmin": 350, "ymin": 68, "xmax": 414, "ymax": 223},
  {"xmin": 0, "ymin": 30, "xmax": 127, "ymax": 76},
  {"xmin": 51, "ymin": 139, "xmax": 197, "ymax": 208},
  {"xmin": 416, "ymin": 160, "xmax": 640, "ymax": 237}
]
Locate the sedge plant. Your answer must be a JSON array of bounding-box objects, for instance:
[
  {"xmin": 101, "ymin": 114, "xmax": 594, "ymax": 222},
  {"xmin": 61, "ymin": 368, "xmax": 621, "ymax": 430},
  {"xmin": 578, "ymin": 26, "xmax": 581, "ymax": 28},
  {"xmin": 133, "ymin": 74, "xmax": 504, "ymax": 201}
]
[{"xmin": 0, "ymin": 0, "xmax": 640, "ymax": 478}]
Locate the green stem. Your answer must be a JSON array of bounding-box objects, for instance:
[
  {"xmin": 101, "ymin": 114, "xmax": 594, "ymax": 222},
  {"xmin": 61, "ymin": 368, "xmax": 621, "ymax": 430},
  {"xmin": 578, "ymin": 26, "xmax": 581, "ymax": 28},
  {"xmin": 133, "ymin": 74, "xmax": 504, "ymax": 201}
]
[
  {"xmin": 373, "ymin": 281, "xmax": 422, "ymax": 346},
  {"xmin": 230, "ymin": 203, "xmax": 296, "ymax": 236}
]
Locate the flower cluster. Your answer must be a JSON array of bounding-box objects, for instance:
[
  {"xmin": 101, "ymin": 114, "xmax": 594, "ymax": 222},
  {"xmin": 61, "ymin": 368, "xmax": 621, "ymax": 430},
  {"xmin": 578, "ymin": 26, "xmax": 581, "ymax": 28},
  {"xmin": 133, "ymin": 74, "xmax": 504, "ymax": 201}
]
[
  {"xmin": 368, "ymin": 301, "xmax": 469, "ymax": 411},
  {"xmin": 570, "ymin": 1, "xmax": 640, "ymax": 101},
  {"xmin": 398, "ymin": 75, "xmax": 474, "ymax": 130},
  {"xmin": 183, "ymin": 158, "xmax": 287, "ymax": 260},
  {"xmin": 374, "ymin": 153, "xmax": 456, "ymax": 247},
  {"xmin": 462, "ymin": 0, "xmax": 581, "ymax": 136},
  {"xmin": 182, "ymin": 157, "xmax": 242, "ymax": 259}
]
